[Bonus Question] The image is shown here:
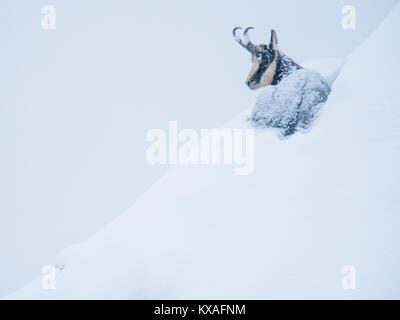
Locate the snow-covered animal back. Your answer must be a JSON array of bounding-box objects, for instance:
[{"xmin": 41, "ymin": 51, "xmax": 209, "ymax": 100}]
[{"xmin": 251, "ymin": 69, "xmax": 331, "ymax": 137}]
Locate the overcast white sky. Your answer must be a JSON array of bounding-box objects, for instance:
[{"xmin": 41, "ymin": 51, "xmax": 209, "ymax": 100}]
[{"xmin": 0, "ymin": 0, "xmax": 398, "ymax": 296}]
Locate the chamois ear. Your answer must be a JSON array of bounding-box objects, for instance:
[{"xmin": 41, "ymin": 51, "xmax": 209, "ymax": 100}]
[{"xmin": 269, "ymin": 29, "xmax": 278, "ymax": 51}]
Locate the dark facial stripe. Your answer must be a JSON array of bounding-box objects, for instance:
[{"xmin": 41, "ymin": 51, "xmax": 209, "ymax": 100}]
[{"xmin": 248, "ymin": 49, "xmax": 276, "ymax": 85}]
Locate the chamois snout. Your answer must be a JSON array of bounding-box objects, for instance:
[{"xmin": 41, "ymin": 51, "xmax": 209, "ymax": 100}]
[{"xmin": 246, "ymin": 79, "xmax": 256, "ymax": 89}]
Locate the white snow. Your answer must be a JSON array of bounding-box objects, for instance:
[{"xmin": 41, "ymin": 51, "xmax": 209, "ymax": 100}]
[{"xmin": 5, "ymin": 4, "xmax": 400, "ymax": 299}]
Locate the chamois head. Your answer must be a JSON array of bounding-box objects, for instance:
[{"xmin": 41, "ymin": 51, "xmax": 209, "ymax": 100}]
[{"xmin": 233, "ymin": 27, "xmax": 279, "ymax": 90}]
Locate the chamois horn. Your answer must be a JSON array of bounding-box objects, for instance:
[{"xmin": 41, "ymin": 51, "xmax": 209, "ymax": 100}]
[{"xmin": 233, "ymin": 26, "xmax": 256, "ymax": 54}]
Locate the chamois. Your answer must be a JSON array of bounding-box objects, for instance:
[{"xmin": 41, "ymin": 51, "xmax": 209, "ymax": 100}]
[
  {"xmin": 233, "ymin": 27, "xmax": 302, "ymax": 89},
  {"xmin": 233, "ymin": 27, "xmax": 331, "ymax": 137}
]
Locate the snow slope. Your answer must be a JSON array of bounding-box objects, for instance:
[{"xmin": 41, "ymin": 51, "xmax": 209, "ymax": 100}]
[{"xmin": 6, "ymin": 4, "xmax": 400, "ymax": 299}]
